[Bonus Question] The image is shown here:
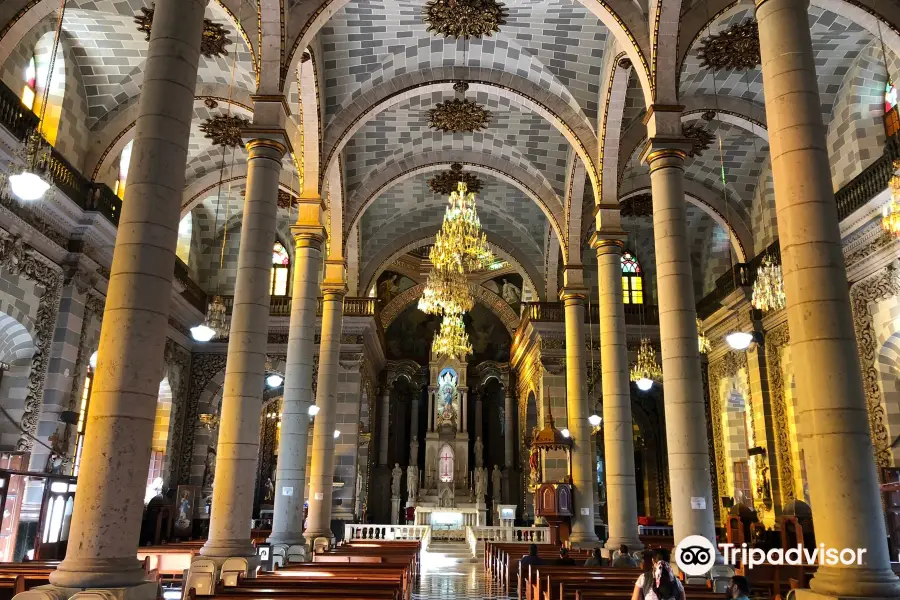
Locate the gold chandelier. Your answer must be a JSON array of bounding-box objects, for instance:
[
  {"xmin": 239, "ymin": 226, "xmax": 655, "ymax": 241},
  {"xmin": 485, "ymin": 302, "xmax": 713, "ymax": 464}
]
[
  {"xmin": 432, "ymin": 314, "xmax": 473, "ymax": 361},
  {"xmin": 430, "ymin": 181, "xmax": 493, "ymax": 272},
  {"xmin": 882, "ymin": 164, "xmax": 900, "ymax": 237},
  {"xmin": 751, "ymin": 254, "xmax": 786, "ymax": 312},
  {"xmin": 697, "ymin": 317, "xmax": 711, "ymax": 354},
  {"xmin": 630, "ymin": 338, "xmax": 662, "ymax": 391},
  {"xmin": 418, "ymin": 267, "xmax": 474, "ymax": 315}
]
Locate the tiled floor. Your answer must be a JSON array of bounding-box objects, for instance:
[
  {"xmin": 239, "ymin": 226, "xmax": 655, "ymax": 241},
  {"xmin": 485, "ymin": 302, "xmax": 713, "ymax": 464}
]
[{"xmin": 415, "ymin": 544, "xmax": 508, "ymax": 599}]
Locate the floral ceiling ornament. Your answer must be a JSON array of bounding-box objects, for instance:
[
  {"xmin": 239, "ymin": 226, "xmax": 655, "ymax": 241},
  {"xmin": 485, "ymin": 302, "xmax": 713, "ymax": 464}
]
[
  {"xmin": 620, "ymin": 194, "xmax": 653, "ymax": 218},
  {"xmin": 698, "ymin": 19, "xmax": 761, "ymax": 71},
  {"xmin": 428, "ymin": 163, "xmax": 484, "ymax": 195},
  {"xmin": 200, "ymin": 114, "xmax": 250, "ymax": 148},
  {"xmin": 277, "ymin": 189, "xmax": 298, "ymax": 209},
  {"xmin": 423, "ymin": 0, "xmax": 508, "ymax": 39},
  {"xmin": 135, "ymin": 6, "xmax": 232, "ymax": 58},
  {"xmin": 682, "ymin": 123, "xmax": 714, "ymax": 158},
  {"xmin": 427, "ymin": 98, "xmax": 492, "ymax": 133}
]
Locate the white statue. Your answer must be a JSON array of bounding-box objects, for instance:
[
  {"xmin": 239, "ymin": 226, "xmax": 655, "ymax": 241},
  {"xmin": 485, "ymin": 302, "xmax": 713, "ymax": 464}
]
[
  {"xmin": 409, "ymin": 436, "xmax": 419, "ymax": 466},
  {"xmin": 439, "ymin": 481, "xmax": 454, "ymax": 507},
  {"xmin": 391, "ymin": 463, "xmax": 402, "ymax": 497},
  {"xmin": 407, "ymin": 466, "xmax": 418, "ymax": 501},
  {"xmin": 474, "ymin": 467, "xmax": 487, "ymax": 499},
  {"xmin": 474, "ymin": 436, "xmax": 484, "ymax": 468},
  {"xmin": 501, "ymin": 278, "xmax": 522, "ymax": 306},
  {"xmin": 491, "ymin": 465, "xmax": 502, "ymax": 497}
]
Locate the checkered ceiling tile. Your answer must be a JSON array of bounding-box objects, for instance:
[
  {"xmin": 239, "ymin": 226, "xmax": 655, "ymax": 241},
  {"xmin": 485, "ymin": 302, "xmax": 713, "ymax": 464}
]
[
  {"xmin": 320, "ymin": 0, "xmax": 607, "ymax": 126},
  {"xmin": 60, "ymin": 1, "xmax": 255, "ymax": 125},
  {"xmin": 679, "ymin": 6, "xmax": 873, "ymax": 125},
  {"xmin": 343, "ymin": 88, "xmax": 570, "ymax": 198}
]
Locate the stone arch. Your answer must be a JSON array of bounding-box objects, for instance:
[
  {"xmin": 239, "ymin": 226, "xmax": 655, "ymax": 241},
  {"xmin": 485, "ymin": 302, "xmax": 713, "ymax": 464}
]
[
  {"xmin": 257, "ymin": 0, "xmax": 282, "ymax": 93},
  {"xmin": 380, "ymin": 283, "xmax": 520, "ymax": 337},
  {"xmin": 877, "ymin": 331, "xmax": 900, "ymax": 465},
  {"xmin": 320, "ymin": 71, "xmax": 600, "ymax": 198},
  {"xmin": 345, "ymin": 155, "xmax": 565, "ymax": 262},
  {"xmin": 649, "ymin": 0, "xmax": 684, "ymax": 105},
  {"xmin": 598, "ymin": 52, "xmax": 634, "ymax": 207},
  {"xmin": 361, "ymin": 231, "xmax": 543, "ymax": 305},
  {"xmin": 297, "ymin": 47, "xmax": 321, "ymax": 197},
  {"xmin": 0, "ymin": 312, "xmax": 35, "ymax": 450}
]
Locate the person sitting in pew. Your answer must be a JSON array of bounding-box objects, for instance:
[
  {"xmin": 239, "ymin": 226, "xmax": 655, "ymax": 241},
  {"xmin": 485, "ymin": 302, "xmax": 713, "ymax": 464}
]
[
  {"xmin": 613, "ymin": 544, "xmax": 639, "ymax": 568},
  {"xmin": 632, "ymin": 549, "xmax": 684, "ymax": 600},
  {"xmin": 521, "ymin": 544, "xmax": 544, "ymax": 573},
  {"xmin": 584, "ymin": 548, "xmax": 603, "ymax": 567},
  {"xmin": 555, "ymin": 547, "xmax": 577, "ymax": 566},
  {"xmin": 729, "ymin": 575, "xmax": 750, "ymax": 600}
]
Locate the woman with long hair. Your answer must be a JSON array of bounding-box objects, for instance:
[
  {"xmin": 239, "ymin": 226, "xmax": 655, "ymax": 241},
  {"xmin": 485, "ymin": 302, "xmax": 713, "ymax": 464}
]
[{"xmin": 631, "ymin": 549, "xmax": 685, "ymax": 600}]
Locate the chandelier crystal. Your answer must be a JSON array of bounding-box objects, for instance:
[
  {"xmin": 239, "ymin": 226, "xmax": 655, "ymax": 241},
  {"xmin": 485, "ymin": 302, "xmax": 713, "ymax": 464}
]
[
  {"xmin": 630, "ymin": 338, "xmax": 662, "ymax": 391},
  {"xmin": 751, "ymin": 254, "xmax": 786, "ymax": 312},
  {"xmin": 697, "ymin": 317, "xmax": 711, "ymax": 354},
  {"xmin": 192, "ymin": 294, "xmax": 228, "ymax": 342},
  {"xmin": 432, "ymin": 314, "xmax": 473, "ymax": 361},
  {"xmin": 5, "ymin": 129, "xmax": 53, "ymax": 202},
  {"xmin": 418, "ymin": 266, "xmax": 474, "ymax": 315},
  {"xmin": 882, "ymin": 164, "xmax": 900, "ymax": 237},
  {"xmin": 430, "ymin": 181, "xmax": 494, "ymax": 273}
]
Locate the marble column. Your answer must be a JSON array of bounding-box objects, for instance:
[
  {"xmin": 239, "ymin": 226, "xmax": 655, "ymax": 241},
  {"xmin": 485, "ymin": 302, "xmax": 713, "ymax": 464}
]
[
  {"xmin": 201, "ymin": 137, "xmax": 286, "ymax": 559},
  {"xmin": 641, "ymin": 125, "xmax": 716, "ymax": 547},
  {"xmin": 379, "ymin": 385, "xmax": 391, "ymax": 466},
  {"xmin": 561, "ymin": 279, "xmax": 599, "ymax": 544},
  {"xmin": 590, "ymin": 235, "xmax": 643, "ymax": 550},
  {"xmin": 303, "ymin": 276, "xmax": 346, "ymax": 542},
  {"xmin": 504, "ymin": 388, "xmax": 515, "ymax": 468},
  {"xmin": 474, "ymin": 391, "xmax": 483, "ymax": 439},
  {"xmin": 48, "ymin": 0, "xmax": 206, "ymax": 590},
  {"xmin": 267, "ymin": 199, "xmax": 325, "ymax": 547},
  {"xmin": 428, "ymin": 387, "xmax": 435, "ymax": 432},
  {"xmin": 756, "ymin": 0, "xmax": 900, "ymax": 595}
]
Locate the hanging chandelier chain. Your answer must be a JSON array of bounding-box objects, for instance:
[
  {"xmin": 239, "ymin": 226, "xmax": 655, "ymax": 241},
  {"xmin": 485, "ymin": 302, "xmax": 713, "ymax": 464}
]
[{"xmin": 37, "ymin": 0, "xmax": 68, "ymax": 136}]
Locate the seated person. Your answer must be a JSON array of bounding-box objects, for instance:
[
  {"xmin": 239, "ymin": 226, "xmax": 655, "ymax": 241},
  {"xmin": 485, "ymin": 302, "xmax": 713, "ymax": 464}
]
[
  {"xmin": 613, "ymin": 544, "xmax": 639, "ymax": 568},
  {"xmin": 555, "ymin": 547, "xmax": 576, "ymax": 566},
  {"xmin": 584, "ymin": 547, "xmax": 603, "ymax": 567},
  {"xmin": 520, "ymin": 543, "xmax": 544, "ymax": 580},
  {"xmin": 729, "ymin": 575, "xmax": 751, "ymax": 600},
  {"xmin": 632, "ymin": 549, "xmax": 684, "ymax": 600}
]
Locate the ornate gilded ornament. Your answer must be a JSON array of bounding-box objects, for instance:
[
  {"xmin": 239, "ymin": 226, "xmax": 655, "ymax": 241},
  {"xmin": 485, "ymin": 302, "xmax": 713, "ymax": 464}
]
[
  {"xmin": 427, "ymin": 98, "xmax": 491, "ymax": 133},
  {"xmin": 620, "ymin": 194, "xmax": 653, "ymax": 218},
  {"xmin": 682, "ymin": 123, "xmax": 714, "ymax": 158},
  {"xmin": 697, "ymin": 20, "xmax": 761, "ymax": 71},
  {"xmin": 135, "ymin": 7, "xmax": 232, "ymax": 58},
  {"xmin": 423, "ymin": 0, "xmax": 508, "ymax": 39},
  {"xmin": 277, "ymin": 190, "xmax": 298, "ymax": 209},
  {"xmin": 200, "ymin": 114, "xmax": 250, "ymax": 148},
  {"xmin": 428, "ymin": 163, "xmax": 483, "ymax": 195}
]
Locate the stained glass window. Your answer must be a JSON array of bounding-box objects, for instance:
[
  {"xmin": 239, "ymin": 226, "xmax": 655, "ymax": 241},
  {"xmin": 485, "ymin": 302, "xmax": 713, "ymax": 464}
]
[
  {"xmin": 271, "ymin": 240, "xmax": 290, "ymax": 296},
  {"xmin": 621, "ymin": 252, "xmax": 643, "ymax": 304},
  {"xmin": 115, "ymin": 140, "xmax": 134, "ymax": 199},
  {"xmin": 22, "ymin": 56, "xmax": 36, "ymax": 110}
]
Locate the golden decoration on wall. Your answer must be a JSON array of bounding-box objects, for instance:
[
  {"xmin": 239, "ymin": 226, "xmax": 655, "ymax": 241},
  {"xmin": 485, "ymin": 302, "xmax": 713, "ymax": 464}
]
[
  {"xmin": 200, "ymin": 114, "xmax": 251, "ymax": 148},
  {"xmin": 880, "ymin": 161, "xmax": 900, "ymax": 237},
  {"xmin": 697, "ymin": 317, "xmax": 711, "ymax": 354},
  {"xmin": 682, "ymin": 123, "xmax": 714, "ymax": 158},
  {"xmin": 427, "ymin": 98, "xmax": 491, "ymax": 133},
  {"xmin": 423, "ymin": 0, "xmax": 508, "ymax": 39},
  {"xmin": 135, "ymin": 6, "xmax": 232, "ymax": 58},
  {"xmin": 428, "ymin": 163, "xmax": 483, "ymax": 195},
  {"xmin": 697, "ymin": 19, "xmax": 761, "ymax": 71}
]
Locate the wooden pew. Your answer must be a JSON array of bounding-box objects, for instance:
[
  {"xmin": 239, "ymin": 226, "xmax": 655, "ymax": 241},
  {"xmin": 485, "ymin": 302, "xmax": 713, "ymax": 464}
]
[
  {"xmin": 274, "ymin": 562, "xmax": 411, "ymax": 599},
  {"xmin": 529, "ymin": 566, "xmax": 639, "ymax": 600},
  {"xmin": 228, "ymin": 570, "xmax": 405, "ymax": 600}
]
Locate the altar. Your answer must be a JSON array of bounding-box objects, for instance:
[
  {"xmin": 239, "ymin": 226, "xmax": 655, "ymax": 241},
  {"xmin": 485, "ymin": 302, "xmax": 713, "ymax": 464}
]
[{"xmin": 412, "ymin": 506, "xmax": 485, "ymax": 527}]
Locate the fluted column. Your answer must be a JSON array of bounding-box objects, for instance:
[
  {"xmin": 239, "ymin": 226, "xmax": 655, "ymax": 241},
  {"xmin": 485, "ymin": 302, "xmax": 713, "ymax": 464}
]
[
  {"xmin": 756, "ymin": 0, "xmax": 900, "ymax": 595},
  {"xmin": 590, "ymin": 235, "xmax": 642, "ymax": 550},
  {"xmin": 641, "ymin": 128, "xmax": 716, "ymax": 547},
  {"xmin": 562, "ymin": 280, "xmax": 599, "ymax": 544},
  {"xmin": 201, "ymin": 137, "xmax": 286, "ymax": 559},
  {"xmin": 267, "ymin": 199, "xmax": 325, "ymax": 547},
  {"xmin": 303, "ymin": 274, "xmax": 346, "ymax": 542},
  {"xmin": 48, "ymin": 0, "xmax": 206, "ymax": 589}
]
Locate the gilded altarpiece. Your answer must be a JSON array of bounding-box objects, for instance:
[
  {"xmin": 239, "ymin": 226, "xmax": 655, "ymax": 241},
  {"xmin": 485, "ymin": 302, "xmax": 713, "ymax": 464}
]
[{"xmin": 763, "ymin": 323, "xmax": 796, "ymax": 506}]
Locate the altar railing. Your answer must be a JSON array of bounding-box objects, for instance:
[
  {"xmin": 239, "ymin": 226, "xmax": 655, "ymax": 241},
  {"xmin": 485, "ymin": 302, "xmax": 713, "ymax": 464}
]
[
  {"xmin": 344, "ymin": 523, "xmax": 430, "ymax": 542},
  {"xmin": 465, "ymin": 526, "xmax": 551, "ymax": 556},
  {"xmin": 638, "ymin": 524, "xmax": 674, "ymax": 537}
]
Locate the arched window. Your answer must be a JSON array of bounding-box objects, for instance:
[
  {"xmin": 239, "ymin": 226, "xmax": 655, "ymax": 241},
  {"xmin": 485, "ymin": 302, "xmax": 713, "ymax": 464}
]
[
  {"xmin": 621, "ymin": 251, "xmax": 643, "ymax": 304},
  {"xmin": 115, "ymin": 140, "xmax": 134, "ymax": 199},
  {"xmin": 22, "ymin": 55, "xmax": 37, "ymax": 110},
  {"xmin": 176, "ymin": 213, "xmax": 193, "ymax": 265},
  {"xmin": 271, "ymin": 240, "xmax": 290, "ymax": 296},
  {"xmin": 439, "ymin": 444, "xmax": 454, "ymax": 482}
]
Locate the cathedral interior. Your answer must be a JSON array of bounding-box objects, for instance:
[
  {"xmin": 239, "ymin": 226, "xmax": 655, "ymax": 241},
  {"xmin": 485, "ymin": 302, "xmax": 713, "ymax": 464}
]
[{"xmin": 0, "ymin": 0, "xmax": 898, "ymax": 598}]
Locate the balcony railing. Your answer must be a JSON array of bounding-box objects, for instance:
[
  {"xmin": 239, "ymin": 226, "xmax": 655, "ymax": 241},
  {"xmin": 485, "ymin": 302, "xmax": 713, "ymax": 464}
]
[
  {"xmin": 220, "ymin": 295, "xmax": 379, "ymax": 319},
  {"xmin": 520, "ymin": 301, "xmax": 659, "ymax": 328}
]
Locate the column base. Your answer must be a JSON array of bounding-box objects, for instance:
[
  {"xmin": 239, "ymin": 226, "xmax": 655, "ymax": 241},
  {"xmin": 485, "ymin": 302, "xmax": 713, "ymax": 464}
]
[
  {"xmin": 603, "ymin": 536, "xmax": 644, "ymax": 553},
  {"xmin": 48, "ymin": 559, "xmax": 147, "ymax": 589},
  {"xmin": 568, "ymin": 530, "xmax": 601, "ymax": 547},
  {"xmin": 198, "ymin": 539, "xmax": 257, "ymax": 559},
  {"xmin": 806, "ymin": 566, "xmax": 900, "ymax": 600},
  {"xmin": 15, "ymin": 582, "xmax": 159, "ymax": 600}
]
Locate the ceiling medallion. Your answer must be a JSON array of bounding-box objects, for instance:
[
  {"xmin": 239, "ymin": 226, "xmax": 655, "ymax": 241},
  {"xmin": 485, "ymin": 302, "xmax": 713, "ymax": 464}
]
[
  {"xmin": 682, "ymin": 123, "xmax": 714, "ymax": 158},
  {"xmin": 428, "ymin": 163, "xmax": 484, "ymax": 195},
  {"xmin": 200, "ymin": 114, "xmax": 250, "ymax": 148},
  {"xmin": 620, "ymin": 194, "xmax": 653, "ymax": 218},
  {"xmin": 135, "ymin": 6, "xmax": 232, "ymax": 58},
  {"xmin": 697, "ymin": 19, "xmax": 761, "ymax": 71},
  {"xmin": 423, "ymin": 0, "xmax": 508, "ymax": 39},
  {"xmin": 428, "ymin": 98, "xmax": 491, "ymax": 133}
]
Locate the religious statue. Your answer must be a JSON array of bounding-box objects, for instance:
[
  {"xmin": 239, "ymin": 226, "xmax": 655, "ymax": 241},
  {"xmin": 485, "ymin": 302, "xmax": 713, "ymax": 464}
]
[
  {"xmin": 491, "ymin": 465, "xmax": 502, "ymax": 497},
  {"xmin": 264, "ymin": 477, "xmax": 275, "ymax": 502},
  {"xmin": 498, "ymin": 406, "xmax": 506, "ymax": 435},
  {"xmin": 391, "ymin": 463, "xmax": 403, "ymax": 497},
  {"xmin": 407, "ymin": 466, "xmax": 418, "ymax": 502},
  {"xmin": 175, "ymin": 490, "xmax": 192, "ymax": 531},
  {"xmin": 378, "ymin": 274, "xmax": 399, "ymax": 303},
  {"xmin": 474, "ymin": 467, "xmax": 487, "ymax": 499},
  {"xmin": 528, "ymin": 448, "xmax": 541, "ymax": 488},
  {"xmin": 409, "ymin": 436, "xmax": 419, "ymax": 466},
  {"xmin": 474, "ymin": 436, "xmax": 484, "ymax": 468},
  {"xmin": 425, "ymin": 447, "xmax": 435, "ymax": 489},
  {"xmin": 501, "ymin": 278, "xmax": 522, "ymax": 307},
  {"xmin": 202, "ymin": 447, "xmax": 216, "ymax": 490}
]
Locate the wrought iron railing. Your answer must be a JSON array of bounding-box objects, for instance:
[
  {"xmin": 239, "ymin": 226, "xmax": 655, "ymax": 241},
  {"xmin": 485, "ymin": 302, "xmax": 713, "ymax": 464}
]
[
  {"xmin": 220, "ymin": 295, "xmax": 379, "ymax": 319},
  {"xmin": 173, "ymin": 257, "xmax": 206, "ymax": 314},
  {"xmin": 520, "ymin": 301, "xmax": 659, "ymax": 328},
  {"xmin": 0, "ymin": 79, "xmax": 39, "ymax": 139}
]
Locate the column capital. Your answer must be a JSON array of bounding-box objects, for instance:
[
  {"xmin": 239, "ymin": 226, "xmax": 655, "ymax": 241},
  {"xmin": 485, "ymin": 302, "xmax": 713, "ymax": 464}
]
[
  {"xmin": 250, "ymin": 94, "xmax": 292, "ymax": 118},
  {"xmin": 245, "ymin": 135, "xmax": 289, "ymax": 158},
  {"xmin": 639, "ymin": 138, "xmax": 691, "ymax": 168},
  {"xmin": 559, "ymin": 287, "xmax": 588, "ymax": 304},
  {"xmin": 589, "ymin": 231, "xmax": 627, "ymax": 256},
  {"xmin": 322, "ymin": 258, "xmax": 348, "ymax": 298},
  {"xmin": 291, "ymin": 195, "xmax": 326, "ymax": 247}
]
